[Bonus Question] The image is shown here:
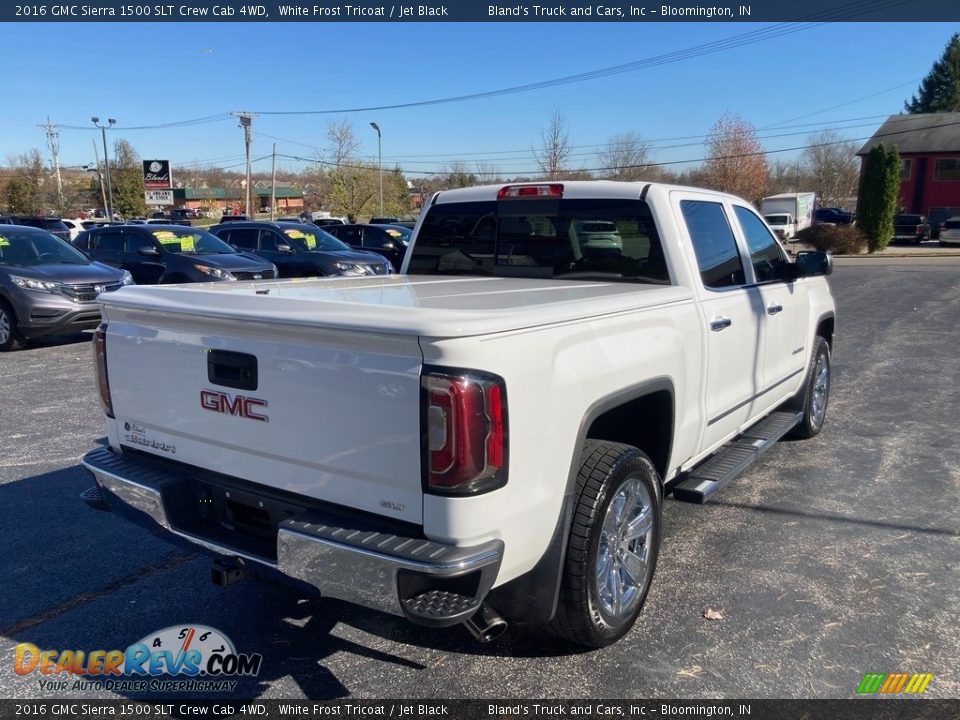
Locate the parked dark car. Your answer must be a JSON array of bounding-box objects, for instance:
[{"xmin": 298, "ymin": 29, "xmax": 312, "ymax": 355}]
[
  {"xmin": 0, "ymin": 224, "xmax": 131, "ymax": 350},
  {"xmin": 323, "ymin": 223, "xmax": 411, "ymax": 271},
  {"xmin": 3, "ymin": 216, "xmax": 72, "ymax": 242},
  {"xmin": 209, "ymin": 221, "xmax": 393, "ymax": 278},
  {"xmin": 218, "ymin": 214, "xmax": 250, "ymax": 223},
  {"xmin": 310, "ymin": 217, "xmax": 347, "ymax": 227},
  {"xmin": 892, "ymin": 213, "xmax": 928, "ymax": 244},
  {"xmin": 370, "ymin": 216, "xmax": 416, "ymax": 229},
  {"xmin": 815, "ymin": 207, "xmax": 855, "ymax": 225},
  {"xmin": 73, "ymin": 224, "xmax": 277, "ymax": 285}
]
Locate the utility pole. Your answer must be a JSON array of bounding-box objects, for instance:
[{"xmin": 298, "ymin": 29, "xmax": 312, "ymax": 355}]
[
  {"xmin": 91, "ymin": 139, "xmax": 109, "ymax": 216},
  {"xmin": 235, "ymin": 112, "xmax": 256, "ymax": 217},
  {"xmin": 92, "ymin": 117, "xmax": 116, "ymax": 221},
  {"xmin": 39, "ymin": 117, "xmax": 64, "ymax": 209},
  {"xmin": 270, "ymin": 143, "xmax": 277, "ymax": 222}
]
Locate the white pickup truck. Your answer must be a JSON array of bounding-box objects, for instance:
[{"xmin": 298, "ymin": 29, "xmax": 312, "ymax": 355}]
[{"xmin": 81, "ymin": 181, "xmax": 835, "ymax": 648}]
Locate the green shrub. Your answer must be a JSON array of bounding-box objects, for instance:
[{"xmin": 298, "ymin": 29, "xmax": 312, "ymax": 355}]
[{"xmin": 796, "ymin": 224, "xmax": 868, "ymax": 255}]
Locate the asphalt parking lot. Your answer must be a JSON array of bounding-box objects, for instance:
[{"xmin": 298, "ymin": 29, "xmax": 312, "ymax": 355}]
[{"xmin": 1, "ymin": 257, "xmax": 958, "ymax": 700}]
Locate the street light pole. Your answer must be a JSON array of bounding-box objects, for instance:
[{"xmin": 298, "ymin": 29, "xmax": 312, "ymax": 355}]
[
  {"xmin": 370, "ymin": 122, "xmax": 382, "ymax": 216},
  {"xmin": 92, "ymin": 117, "xmax": 116, "ymax": 221}
]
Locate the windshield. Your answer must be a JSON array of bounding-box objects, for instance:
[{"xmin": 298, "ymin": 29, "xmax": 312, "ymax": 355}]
[
  {"xmin": 408, "ymin": 198, "xmax": 670, "ymax": 284},
  {"xmin": 380, "ymin": 226, "xmax": 412, "ymax": 245},
  {"xmin": 0, "ymin": 228, "xmax": 90, "ymax": 266},
  {"xmin": 152, "ymin": 229, "xmax": 236, "ymax": 255},
  {"xmin": 894, "ymin": 215, "xmax": 923, "ymax": 224},
  {"xmin": 764, "ymin": 215, "xmax": 789, "ymax": 225},
  {"xmin": 943, "ymin": 219, "xmax": 960, "ymax": 229},
  {"xmin": 282, "ymin": 227, "xmax": 351, "ymax": 252}
]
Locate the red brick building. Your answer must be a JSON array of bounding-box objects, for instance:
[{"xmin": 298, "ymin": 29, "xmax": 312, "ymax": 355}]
[{"xmin": 858, "ymin": 113, "xmax": 960, "ymax": 234}]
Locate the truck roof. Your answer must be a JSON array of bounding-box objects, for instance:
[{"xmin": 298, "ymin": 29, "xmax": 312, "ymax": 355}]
[{"xmin": 430, "ymin": 180, "xmax": 738, "ymax": 205}]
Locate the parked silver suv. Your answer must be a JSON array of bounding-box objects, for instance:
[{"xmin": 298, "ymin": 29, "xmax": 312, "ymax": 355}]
[{"xmin": 0, "ymin": 225, "xmax": 132, "ymax": 350}]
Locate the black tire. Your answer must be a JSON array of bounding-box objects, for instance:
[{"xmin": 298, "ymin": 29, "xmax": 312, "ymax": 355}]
[
  {"xmin": 0, "ymin": 299, "xmax": 26, "ymax": 352},
  {"xmin": 787, "ymin": 336, "xmax": 831, "ymax": 439},
  {"xmin": 548, "ymin": 440, "xmax": 662, "ymax": 648}
]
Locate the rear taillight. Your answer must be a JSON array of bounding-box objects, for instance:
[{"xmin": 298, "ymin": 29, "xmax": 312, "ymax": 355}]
[
  {"xmin": 422, "ymin": 368, "xmax": 507, "ymax": 495},
  {"xmin": 93, "ymin": 324, "xmax": 114, "ymax": 418}
]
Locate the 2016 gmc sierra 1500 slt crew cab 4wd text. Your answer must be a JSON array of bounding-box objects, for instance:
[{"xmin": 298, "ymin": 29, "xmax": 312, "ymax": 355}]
[{"xmin": 80, "ymin": 181, "xmax": 835, "ymax": 648}]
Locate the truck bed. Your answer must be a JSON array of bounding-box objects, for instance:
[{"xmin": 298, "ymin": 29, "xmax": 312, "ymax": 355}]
[{"xmin": 102, "ymin": 275, "xmax": 693, "ymax": 338}]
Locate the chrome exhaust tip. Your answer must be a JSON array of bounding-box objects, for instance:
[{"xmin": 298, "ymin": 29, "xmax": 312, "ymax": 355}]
[{"xmin": 463, "ymin": 603, "xmax": 508, "ymax": 643}]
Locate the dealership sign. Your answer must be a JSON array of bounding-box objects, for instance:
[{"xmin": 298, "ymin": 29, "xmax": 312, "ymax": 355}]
[
  {"xmin": 143, "ymin": 160, "xmax": 172, "ymax": 190},
  {"xmin": 145, "ymin": 190, "xmax": 174, "ymax": 206}
]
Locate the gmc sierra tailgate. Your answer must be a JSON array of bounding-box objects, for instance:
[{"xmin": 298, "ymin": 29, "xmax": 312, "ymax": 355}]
[{"xmin": 101, "ymin": 285, "xmax": 427, "ymax": 524}]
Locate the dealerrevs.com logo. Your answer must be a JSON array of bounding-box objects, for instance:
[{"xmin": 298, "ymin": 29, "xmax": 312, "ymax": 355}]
[{"xmin": 14, "ymin": 625, "xmax": 262, "ymax": 693}]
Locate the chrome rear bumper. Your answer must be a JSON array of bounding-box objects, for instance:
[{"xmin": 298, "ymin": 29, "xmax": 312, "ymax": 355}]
[{"xmin": 81, "ymin": 447, "xmax": 502, "ymax": 624}]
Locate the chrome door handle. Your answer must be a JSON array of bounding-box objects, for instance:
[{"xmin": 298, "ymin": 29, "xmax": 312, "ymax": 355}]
[
  {"xmin": 710, "ymin": 317, "xmax": 732, "ymax": 331},
  {"xmin": 767, "ymin": 304, "xmax": 784, "ymax": 315}
]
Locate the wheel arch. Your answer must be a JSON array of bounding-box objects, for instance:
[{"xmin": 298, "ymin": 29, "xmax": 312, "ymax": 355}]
[
  {"xmin": 815, "ymin": 311, "xmax": 835, "ymax": 349},
  {"xmin": 489, "ymin": 378, "xmax": 675, "ymax": 623}
]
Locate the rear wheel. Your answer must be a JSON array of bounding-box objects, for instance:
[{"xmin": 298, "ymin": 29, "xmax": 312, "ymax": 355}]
[
  {"xmin": 0, "ymin": 300, "xmax": 26, "ymax": 352},
  {"xmin": 548, "ymin": 440, "xmax": 662, "ymax": 648}
]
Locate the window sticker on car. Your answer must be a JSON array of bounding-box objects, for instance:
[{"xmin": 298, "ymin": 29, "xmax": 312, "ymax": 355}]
[
  {"xmin": 0, "ymin": 236, "xmax": 9, "ymax": 246},
  {"xmin": 386, "ymin": 230, "xmax": 401, "ymax": 237},
  {"xmin": 284, "ymin": 229, "xmax": 316, "ymax": 249},
  {"xmin": 153, "ymin": 231, "xmax": 195, "ymax": 252}
]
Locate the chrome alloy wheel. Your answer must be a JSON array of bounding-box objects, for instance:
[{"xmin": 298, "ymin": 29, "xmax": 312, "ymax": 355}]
[
  {"xmin": 811, "ymin": 352, "xmax": 830, "ymax": 429},
  {"xmin": 596, "ymin": 477, "xmax": 655, "ymax": 619}
]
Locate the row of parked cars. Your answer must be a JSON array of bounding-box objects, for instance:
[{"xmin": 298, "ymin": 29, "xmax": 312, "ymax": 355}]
[
  {"xmin": 891, "ymin": 212, "xmax": 960, "ymax": 245},
  {"xmin": 0, "ymin": 217, "xmax": 414, "ymax": 350}
]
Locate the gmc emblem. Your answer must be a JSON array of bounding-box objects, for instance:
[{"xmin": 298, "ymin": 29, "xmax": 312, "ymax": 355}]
[{"xmin": 200, "ymin": 389, "xmax": 268, "ymax": 422}]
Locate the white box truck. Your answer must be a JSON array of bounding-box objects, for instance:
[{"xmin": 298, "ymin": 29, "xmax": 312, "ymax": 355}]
[{"xmin": 761, "ymin": 192, "xmax": 816, "ymax": 241}]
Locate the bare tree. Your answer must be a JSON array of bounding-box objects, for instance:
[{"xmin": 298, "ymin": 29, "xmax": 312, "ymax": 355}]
[
  {"xmin": 439, "ymin": 161, "xmax": 478, "ymax": 189},
  {"xmin": 767, "ymin": 158, "xmax": 804, "ymax": 195},
  {"xmin": 3, "ymin": 149, "xmax": 50, "ymax": 214},
  {"xmin": 533, "ymin": 108, "xmax": 571, "ymax": 179},
  {"xmin": 474, "ymin": 160, "xmax": 501, "ymax": 183},
  {"xmin": 701, "ymin": 113, "xmax": 769, "ymax": 202},
  {"xmin": 801, "ymin": 130, "xmax": 861, "ymax": 207},
  {"xmin": 327, "ymin": 118, "xmax": 360, "ymax": 169},
  {"xmin": 597, "ymin": 132, "xmax": 654, "ymax": 181}
]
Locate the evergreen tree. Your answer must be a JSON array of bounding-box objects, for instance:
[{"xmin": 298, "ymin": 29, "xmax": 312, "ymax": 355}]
[
  {"xmin": 110, "ymin": 139, "xmax": 147, "ymax": 218},
  {"xmin": 857, "ymin": 144, "xmax": 900, "ymax": 253},
  {"xmin": 905, "ymin": 33, "xmax": 960, "ymax": 113}
]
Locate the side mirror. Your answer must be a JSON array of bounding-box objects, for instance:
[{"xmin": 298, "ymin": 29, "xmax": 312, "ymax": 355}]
[
  {"xmin": 794, "ymin": 250, "xmax": 833, "ymax": 277},
  {"xmin": 137, "ymin": 246, "xmax": 160, "ymax": 256},
  {"xmin": 277, "ymin": 243, "xmax": 294, "ymax": 253}
]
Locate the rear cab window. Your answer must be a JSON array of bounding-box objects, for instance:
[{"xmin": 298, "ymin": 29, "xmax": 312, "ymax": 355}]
[{"xmin": 408, "ymin": 197, "xmax": 670, "ymax": 284}]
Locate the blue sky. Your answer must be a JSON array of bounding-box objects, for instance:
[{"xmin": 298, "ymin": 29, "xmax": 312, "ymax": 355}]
[{"xmin": 0, "ymin": 21, "xmax": 956, "ymax": 177}]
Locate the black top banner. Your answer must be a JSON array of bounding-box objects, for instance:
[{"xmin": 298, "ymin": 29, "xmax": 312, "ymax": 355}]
[{"xmin": 3, "ymin": 0, "xmax": 959, "ymax": 22}]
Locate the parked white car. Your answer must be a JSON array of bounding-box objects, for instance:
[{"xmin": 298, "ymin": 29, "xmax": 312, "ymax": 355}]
[{"xmin": 939, "ymin": 216, "xmax": 960, "ymax": 245}]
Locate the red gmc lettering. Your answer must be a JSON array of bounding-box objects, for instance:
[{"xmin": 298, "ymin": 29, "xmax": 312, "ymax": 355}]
[{"xmin": 200, "ymin": 390, "xmax": 268, "ymax": 422}]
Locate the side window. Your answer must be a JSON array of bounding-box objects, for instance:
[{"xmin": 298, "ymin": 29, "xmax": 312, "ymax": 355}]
[
  {"xmin": 124, "ymin": 233, "xmax": 156, "ymax": 254},
  {"xmin": 93, "ymin": 232, "xmax": 124, "ymax": 253},
  {"xmin": 261, "ymin": 231, "xmax": 287, "ymax": 251},
  {"xmin": 228, "ymin": 228, "xmax": 259, "ymax": 250},
  {"xmin": 733, "ymin": 206, "xmax": 788, "ymax": 283},
  {"xmin": 680, "ymin": 200, "xmax": 745, "ymax": 289},
  {"xmin": 335, "ymin": 227, "xmax": 363, "ymax": 245},
  {"xmin": 362, "ymin": 227, "xmax": 389, "ymax": 249}
]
